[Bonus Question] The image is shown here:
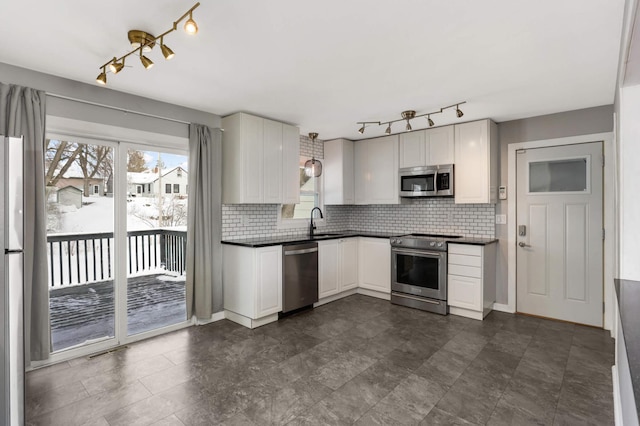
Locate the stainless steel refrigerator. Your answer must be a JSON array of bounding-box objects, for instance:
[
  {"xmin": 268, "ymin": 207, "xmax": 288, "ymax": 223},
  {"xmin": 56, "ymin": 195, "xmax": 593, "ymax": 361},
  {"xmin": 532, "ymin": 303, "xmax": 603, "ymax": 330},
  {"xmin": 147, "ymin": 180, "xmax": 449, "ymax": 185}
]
[{"xmin": 1, "ymin": 136, "xmax": 24, "ymax": 426}]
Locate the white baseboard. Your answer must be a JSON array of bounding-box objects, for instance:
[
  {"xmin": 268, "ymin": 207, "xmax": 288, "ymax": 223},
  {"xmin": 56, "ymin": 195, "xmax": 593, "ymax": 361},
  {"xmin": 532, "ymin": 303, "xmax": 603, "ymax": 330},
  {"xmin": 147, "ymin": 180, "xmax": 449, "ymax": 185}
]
[
  {"xmin": 315, "ymin": 289, "xmax": 358, "ymax": 307},
  {"xmin": 492, "ymin": 303, "xmax": 515, "ymax": 313},
  {"xmin": 224, "ymin": 310, "xmax": 278, "ymax": 329},
  {"xmin": 356, "ymin": 288, "xmax": 391, "ymax": 300},
  {"xmin": 450, "ymin": 306, "xmax": 484, "ymax": 321}
]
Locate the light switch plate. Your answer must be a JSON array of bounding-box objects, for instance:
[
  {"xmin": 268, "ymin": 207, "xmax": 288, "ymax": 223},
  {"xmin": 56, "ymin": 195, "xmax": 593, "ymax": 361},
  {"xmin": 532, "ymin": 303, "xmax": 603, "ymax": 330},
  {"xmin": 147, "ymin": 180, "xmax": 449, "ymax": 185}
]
[
  {"xmin": 495, "ymin": 214, "xmax": 507, "ymax": 225},
  {"xmin": 498, "ymin": 186, "xmax": 507, "ymax": 200}
]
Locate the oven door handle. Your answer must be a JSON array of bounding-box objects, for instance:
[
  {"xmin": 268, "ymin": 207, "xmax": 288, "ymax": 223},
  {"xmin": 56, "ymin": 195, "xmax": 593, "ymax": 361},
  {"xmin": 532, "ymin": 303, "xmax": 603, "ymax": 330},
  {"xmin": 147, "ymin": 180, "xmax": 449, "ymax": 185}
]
[{"xmin": 392, "ymin": 248, "xmax": 444, "ymax": 257}]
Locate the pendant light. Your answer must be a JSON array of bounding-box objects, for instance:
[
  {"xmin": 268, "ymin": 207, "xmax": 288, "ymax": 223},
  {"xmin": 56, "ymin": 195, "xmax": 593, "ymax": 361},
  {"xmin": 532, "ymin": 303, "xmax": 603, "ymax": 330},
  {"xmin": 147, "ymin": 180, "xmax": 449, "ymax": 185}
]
[{"xmin": 304, "ymin": 133, "xmax": 323, "ymax": 177}]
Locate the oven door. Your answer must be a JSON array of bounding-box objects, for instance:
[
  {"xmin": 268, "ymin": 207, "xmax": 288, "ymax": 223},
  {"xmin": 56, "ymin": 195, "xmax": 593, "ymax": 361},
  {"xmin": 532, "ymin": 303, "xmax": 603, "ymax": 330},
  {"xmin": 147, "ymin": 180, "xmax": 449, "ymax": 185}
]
[{"xmin": 391, "ymin": 248, "xmax": 447, "ymax": 300}]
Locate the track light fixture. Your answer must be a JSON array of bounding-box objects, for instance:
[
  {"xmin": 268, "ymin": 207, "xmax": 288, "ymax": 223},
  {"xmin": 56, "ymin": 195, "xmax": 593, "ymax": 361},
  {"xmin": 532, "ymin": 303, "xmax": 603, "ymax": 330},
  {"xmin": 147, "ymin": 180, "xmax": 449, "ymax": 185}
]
[
  {"xmin": 356, "ymin": 102, "xmax": 466, "ymax": 136},
  {"xmin": 139, "ymin": 49, "xmax": 154, "ymax": 69},
  {"xmin": 184, "ymin": 11, "xmax": 199, "ymax": 34},
  {"xmin": 96, "ymin": 2, "xmax": 200, "ymax": 85},
  {"xmin": 96, "ymin": 67, "xmax": 107, "ymax": 85}
]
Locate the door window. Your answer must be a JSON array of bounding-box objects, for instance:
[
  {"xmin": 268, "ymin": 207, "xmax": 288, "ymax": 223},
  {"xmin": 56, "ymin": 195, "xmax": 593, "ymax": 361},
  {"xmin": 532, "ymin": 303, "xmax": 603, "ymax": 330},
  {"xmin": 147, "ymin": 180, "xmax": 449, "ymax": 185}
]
[{"xmin": 529, "ymin": 157, "xmax": 588, "ymax": 193}]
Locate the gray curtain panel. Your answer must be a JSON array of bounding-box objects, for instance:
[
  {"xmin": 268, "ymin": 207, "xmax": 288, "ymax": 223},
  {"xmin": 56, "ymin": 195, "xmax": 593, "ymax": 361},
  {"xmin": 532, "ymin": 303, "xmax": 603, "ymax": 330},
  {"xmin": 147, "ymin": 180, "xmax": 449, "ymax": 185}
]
[
  {"xmin": 0, "ymin": 82, "xmax": 50, "ymax": 362},
  {"xmin": 186, "ymin": 124, "xmax": 223, "ymax": 319}
]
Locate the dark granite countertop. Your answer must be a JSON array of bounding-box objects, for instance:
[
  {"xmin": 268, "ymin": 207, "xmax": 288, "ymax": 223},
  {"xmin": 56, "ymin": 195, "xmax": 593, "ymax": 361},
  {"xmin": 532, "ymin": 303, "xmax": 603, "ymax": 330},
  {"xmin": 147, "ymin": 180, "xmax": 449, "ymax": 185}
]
[
  {"xmin": 221, "ymin": 231, "xmax": 397, "ymax": 248},
  {"xmin": 615, "ymin": 278, "xmax": 640, "ymax": 420},
  {"xmin": 451, "ymin": 238, "xmax": 498, "ymax": 246}
]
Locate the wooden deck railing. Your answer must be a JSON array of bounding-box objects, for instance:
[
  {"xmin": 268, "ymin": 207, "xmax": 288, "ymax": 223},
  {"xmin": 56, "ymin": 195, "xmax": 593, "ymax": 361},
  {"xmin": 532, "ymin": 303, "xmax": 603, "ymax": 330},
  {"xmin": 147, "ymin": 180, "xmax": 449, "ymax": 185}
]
[{"xmin": 47, "ymin": 229, "xmax": 187, "ymax": 287}]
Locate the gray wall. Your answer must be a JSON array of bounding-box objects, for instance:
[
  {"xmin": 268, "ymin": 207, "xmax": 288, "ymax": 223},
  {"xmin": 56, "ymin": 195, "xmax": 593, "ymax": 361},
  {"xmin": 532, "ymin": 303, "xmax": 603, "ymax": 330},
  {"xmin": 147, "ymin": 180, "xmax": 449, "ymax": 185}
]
[
  {"xmin": 494, "ymin": 105, "xmax": 614, "ymax": 304},
  {"xmin": 0, "ymin": 62, "xmax": 220, "ymax": 137}
]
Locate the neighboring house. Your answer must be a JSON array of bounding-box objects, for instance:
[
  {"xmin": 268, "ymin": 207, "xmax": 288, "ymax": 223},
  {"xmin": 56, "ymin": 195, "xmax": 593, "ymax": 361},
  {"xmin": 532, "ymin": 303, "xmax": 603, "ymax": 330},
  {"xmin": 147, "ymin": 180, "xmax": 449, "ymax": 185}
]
[
  {"xmin": 127, "ymin": 166, "xmax": 188, "ymax": 197},
  {"xmin": 55, "ymin": 177, "xmax": 105, "ymax": 197},
  {"xmin": 56, "ymin": 185, "xmax": 83, "ymax": 209}
]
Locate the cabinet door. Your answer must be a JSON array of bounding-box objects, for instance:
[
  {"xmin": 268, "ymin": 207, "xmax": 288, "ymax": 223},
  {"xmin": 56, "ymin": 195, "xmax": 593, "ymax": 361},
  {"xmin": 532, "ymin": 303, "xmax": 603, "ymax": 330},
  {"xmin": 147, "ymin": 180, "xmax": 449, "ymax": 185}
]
[
  {"xmin": 448, "ymin": 274, "xmax": 482, "ymax": 311},
  {"xmin": 399, "ymin": 130, "xmax": 426, "ymax": 168},
  {"xmin": 367, "ymin": 135, "xmax": 399, "ymax": 204},
  {"xmin": 339, "ymin": 238, "xmax": 358, "ymax": 291},
  {"xmin": 263, "ymin": 119, "xmax": 283, "ymax": 203},
  {"xmin": 242, "ymin": 114, "xmax": 264, "ymax": 203},
  {"xmin": 455, "ymin": 120, "xmax": 489, "ymax": 204},
  {"xmin": 255, "ymin": 246, "xmax": 282, "ymax": 317},
  {"xmin": 282, "ymin": 124, "xmax": 300, "ymax": 204},
  {"xmin": 342, "ymin": 141, "xmax": 355, "ymax": 204},
  {"xmin": 318, "ymin": 240, "xmax": 340, "ymax": 298},
  {"xmin": 427, "ymin": 126, "xmax": 454, "ymax": 165},
  {"xmin": 358, "ymin": 238, "xmax": 391, "ymax": 293},
  {"xmin": 354, "ymin": 141, "xmax": 368, "ymax": 204}
]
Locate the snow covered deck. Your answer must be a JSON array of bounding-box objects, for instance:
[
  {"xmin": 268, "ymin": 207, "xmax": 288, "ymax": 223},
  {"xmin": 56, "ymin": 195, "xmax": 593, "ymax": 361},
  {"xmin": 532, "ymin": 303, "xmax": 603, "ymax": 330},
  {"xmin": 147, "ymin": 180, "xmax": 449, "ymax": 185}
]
[{"xmin": 49, "ymin": 273, "xmax": 186, "ymax": 352}]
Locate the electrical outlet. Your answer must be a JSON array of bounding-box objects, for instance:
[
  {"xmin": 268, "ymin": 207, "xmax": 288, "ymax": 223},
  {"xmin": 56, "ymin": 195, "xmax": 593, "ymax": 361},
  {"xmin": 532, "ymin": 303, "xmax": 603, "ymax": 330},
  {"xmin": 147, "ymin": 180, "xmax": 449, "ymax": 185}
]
[{"xmin": 495, "ymin": 214, "xmax": 507, "ymax": 225}]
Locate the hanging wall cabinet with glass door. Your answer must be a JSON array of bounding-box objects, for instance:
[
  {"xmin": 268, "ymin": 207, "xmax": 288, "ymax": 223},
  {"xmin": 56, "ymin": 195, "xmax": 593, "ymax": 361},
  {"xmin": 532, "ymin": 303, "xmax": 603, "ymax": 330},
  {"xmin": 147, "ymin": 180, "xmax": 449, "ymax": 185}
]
[{"xmin": 45, "ymin": 136, "xmax": 190, "ymax": 356}]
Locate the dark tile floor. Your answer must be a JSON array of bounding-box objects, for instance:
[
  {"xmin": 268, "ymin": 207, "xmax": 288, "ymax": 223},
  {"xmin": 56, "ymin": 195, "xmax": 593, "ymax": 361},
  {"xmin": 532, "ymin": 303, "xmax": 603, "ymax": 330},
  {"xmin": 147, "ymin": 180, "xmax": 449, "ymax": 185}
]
[{"xmin": 26, "ymin": 295, "xmax": 615, "ymax": 425}]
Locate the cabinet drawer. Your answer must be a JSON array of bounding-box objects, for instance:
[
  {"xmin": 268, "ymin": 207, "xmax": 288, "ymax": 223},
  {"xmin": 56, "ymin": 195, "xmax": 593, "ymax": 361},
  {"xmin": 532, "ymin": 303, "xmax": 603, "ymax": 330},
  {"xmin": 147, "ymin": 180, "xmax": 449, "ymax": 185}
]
[
  {"xmin": 448, "ymin": 264, "xmax": 482, "ymax": 278},
  {"xmin": 448, "ymin": 275, "xmax": 482, "ymax": 311},
  {"xmin": 448, "ymin": 244, "xmax": 482, "ymax": 256},
  {"xmin": 448, "ymin": 254, "xmax": 482, "ymax": 268}
]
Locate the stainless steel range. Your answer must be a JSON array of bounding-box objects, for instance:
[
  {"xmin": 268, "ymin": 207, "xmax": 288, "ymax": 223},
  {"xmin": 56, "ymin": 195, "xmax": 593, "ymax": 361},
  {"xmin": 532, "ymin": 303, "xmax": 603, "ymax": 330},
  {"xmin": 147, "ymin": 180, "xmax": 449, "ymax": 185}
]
[{"xmin": 390, "ymin": 233, "xmax": 461, "ymax": 315}]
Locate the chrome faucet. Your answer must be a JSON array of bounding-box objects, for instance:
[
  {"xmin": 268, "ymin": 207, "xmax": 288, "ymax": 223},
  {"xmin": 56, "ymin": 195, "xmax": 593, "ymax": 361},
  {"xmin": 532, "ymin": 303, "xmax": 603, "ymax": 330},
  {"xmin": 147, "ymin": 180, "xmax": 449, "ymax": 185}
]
[{"xmin": 309, "ymin": 207, "xmax": 323, "ymax": 238}]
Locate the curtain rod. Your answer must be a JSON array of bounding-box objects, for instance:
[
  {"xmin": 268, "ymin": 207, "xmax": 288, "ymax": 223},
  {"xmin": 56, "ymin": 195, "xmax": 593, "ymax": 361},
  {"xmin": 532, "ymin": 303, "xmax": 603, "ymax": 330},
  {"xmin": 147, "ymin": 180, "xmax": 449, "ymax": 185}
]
[{"xmin": 46, "ymin": 92, "xmax": 191, "ymax": 125}]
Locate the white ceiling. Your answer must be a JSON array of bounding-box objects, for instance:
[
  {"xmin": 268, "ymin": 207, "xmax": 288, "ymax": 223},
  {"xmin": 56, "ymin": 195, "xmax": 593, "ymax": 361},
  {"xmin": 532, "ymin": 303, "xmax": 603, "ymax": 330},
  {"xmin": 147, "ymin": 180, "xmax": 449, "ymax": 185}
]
[{"xmin": 0, "ymin": 0, "xmax": 625, "ymax": 140}]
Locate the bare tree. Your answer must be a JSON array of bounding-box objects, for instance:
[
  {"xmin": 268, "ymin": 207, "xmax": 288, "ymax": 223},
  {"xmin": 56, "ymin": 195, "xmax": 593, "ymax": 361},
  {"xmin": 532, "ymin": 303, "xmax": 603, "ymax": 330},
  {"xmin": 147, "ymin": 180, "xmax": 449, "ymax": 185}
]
[
  {"xmin": 45, "ymin": 140, "xmax": 82, "ymax": 186},
  {"xmin": 77, "ymin": 145, "xmax": 111, "ymax": 195},
  {"xmin": 127, "ymin": 150, "xmax": 147, "ymax": 172}
]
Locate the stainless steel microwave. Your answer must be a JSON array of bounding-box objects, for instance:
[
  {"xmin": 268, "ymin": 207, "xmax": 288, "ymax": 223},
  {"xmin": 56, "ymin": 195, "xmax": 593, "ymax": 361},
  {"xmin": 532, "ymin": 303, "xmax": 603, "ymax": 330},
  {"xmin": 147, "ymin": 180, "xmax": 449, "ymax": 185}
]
[{"xmin": 399, "ymin": 164, "xmax": 454, "ymax": 197}]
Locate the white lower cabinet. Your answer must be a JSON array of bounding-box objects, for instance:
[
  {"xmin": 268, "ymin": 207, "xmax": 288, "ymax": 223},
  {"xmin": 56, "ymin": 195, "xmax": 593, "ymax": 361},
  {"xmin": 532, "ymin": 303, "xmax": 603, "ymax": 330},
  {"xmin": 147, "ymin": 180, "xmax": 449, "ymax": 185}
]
[
  {"xmin": 318, "ymin": 238, "xmax": 358, "ymax": 299},
  {"xmin": 358, "ymin": 237, "xmax": 391, "ymax": 294},
  {"xmin": 447, "ymin": 243, "xmax": 497, "ymax": 320},
  {"xmin": 223, "ymin": 244, "xmax": 282, "ymax": 328}
]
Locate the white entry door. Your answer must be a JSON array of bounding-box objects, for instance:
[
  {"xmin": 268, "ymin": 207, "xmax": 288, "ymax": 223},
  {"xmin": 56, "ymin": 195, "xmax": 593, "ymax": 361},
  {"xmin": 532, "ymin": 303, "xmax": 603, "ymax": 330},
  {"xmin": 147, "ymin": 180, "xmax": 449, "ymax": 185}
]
[{"xmin": 516, "ymin": 142, "xmax": 603, "ymax": 327}]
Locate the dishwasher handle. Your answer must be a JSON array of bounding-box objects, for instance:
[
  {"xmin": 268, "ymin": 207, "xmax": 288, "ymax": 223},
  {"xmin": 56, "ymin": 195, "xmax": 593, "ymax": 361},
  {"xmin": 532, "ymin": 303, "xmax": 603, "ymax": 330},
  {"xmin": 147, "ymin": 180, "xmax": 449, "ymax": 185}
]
[{"xmin": 284, "ymin": 247, "xmax": 318, "ymax": 256}]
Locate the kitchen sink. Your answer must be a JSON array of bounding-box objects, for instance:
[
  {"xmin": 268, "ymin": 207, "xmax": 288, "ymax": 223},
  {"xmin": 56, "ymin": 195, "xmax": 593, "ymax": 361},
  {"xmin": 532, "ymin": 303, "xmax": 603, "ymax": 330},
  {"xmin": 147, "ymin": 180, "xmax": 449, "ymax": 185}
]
[{"xmin": 311, "ymin": 232, "xmax": 346, "ymax": 239}]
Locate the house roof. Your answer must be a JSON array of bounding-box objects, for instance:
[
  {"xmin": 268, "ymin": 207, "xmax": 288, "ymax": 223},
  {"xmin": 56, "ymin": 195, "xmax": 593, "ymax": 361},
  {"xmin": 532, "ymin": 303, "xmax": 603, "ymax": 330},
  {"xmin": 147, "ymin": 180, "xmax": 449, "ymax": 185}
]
[
  {"xmin": 0, "ymin": 1, "xmax": 625, "ymax": 140},
  {"xmin": 58, "ymin": 185, "xmax": 83, "ymax": 193},
  {"xmin": 128, "ymin": 167, "xmax": 188, "ymax": 184}
]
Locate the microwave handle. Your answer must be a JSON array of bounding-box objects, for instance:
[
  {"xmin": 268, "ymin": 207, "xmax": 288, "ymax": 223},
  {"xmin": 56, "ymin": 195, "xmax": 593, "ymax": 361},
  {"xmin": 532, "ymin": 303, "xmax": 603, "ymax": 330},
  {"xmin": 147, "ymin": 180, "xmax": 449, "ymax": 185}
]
[{"xmin": 434, "ymin": 170, "xmax": 439, "ymax": 191}]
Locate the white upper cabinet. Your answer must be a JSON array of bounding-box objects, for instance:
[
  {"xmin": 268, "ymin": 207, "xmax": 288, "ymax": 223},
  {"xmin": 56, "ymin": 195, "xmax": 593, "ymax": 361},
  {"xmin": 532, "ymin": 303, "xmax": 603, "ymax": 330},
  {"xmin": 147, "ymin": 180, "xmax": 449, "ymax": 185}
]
[
  {"xmin": 263, "ymin": 118, "xmax": 283, "ymax": 203},
  {"xmin": 427, "ymin": 126, "xmax": 455, "ymax": 165},
  {"xmin": 282, "ymin": 124, "xmax": 301, "ymax": 204},
  {"xmin": 399, "ymin": 126, "xmax": 454, "ymax": 168},
  {"xmin": 222, "ymin": 112, "xmax": 300, "ymax": 204},
  {"xmin": 454, "ymin": 119, "xmax": 498, "ymax": 204},
  {"xmin": 399, "ymin": 130, "xmax": 426, "ymax": 168},
  {"xmin": 355, "ymin": 135, "xmax": 399, "ymax": 204},
  {"xmin": 323, "ymin": 138, "xmax": 354, "ymax": 205}
]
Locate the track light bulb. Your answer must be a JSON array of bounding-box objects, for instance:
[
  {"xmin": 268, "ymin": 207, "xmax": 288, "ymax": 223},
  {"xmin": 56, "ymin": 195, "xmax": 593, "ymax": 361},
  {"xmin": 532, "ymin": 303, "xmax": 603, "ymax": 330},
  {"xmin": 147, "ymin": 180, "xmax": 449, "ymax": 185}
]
[
  {"xmin": 161, "ymin": 43, "xmax": 175, "ymax": 60},
  {"xmin": 358, "ymin": 125, "xmax": 365, "ymax": 134},
  {"xmin": 427, "ymin": 116, "xmax": 435, "ymax": 127},
  {"xmin": 184, "ymin": 12, "xmax": 198, "ymax": 34},
  {"xmin": 405, "ymin": 121, "xmax": 412, "ymax": 132},
  {"xmin": 385, "ymin": 123, "xmax": 392, "ymax": 135},
  {"xmin": 96, "ymin": 69, "xmax": 107, "ymax": 85},
  {"xmin": 456, "ymin": 105, "xmax": 464, "ymax": 118},
  {"xmin": 140, "ymin": 53, "xmax": 154, "ymax": 69},
  {"xmin": 109, "ymin": 58, "xmax": 124, "ymax": 74}
]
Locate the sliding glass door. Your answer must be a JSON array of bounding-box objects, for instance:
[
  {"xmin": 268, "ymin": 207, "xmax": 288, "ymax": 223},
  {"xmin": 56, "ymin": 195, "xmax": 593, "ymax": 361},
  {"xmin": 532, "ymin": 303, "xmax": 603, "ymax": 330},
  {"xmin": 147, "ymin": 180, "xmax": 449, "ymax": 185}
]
[
  {"xmin": 45, "ymin": 136, "xmax": 116, "ymax": 352},
  {"xmin": 125, "ymin": 147, "xmax": 188, "ymax": 336},
  {"xmin": 45, "ymin": 136, "xmax": 190, "ymax": 355}
]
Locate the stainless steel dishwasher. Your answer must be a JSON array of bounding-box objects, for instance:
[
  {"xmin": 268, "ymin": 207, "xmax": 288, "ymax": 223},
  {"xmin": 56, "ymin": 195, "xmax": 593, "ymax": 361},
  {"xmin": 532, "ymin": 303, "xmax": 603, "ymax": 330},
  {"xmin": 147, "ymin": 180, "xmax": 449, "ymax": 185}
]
[{"xmin": 282, "ymin": 242, "xmax": 319, "ymax": 313}]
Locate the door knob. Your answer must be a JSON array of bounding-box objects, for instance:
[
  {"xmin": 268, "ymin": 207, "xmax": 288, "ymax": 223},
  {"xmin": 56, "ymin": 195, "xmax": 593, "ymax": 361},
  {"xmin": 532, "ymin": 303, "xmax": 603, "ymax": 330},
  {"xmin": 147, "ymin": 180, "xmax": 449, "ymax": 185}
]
[{"xmin": 518, "ymin": 242, "xmax": 530, "ymax": 248}]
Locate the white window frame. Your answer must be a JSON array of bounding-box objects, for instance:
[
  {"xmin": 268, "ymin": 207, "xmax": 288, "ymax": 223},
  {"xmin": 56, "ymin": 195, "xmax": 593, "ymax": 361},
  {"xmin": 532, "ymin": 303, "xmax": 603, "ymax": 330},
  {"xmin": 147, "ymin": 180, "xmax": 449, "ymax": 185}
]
[{"xmin": 277, "ymin": 158, "xmax": 325, "ymax": 230}]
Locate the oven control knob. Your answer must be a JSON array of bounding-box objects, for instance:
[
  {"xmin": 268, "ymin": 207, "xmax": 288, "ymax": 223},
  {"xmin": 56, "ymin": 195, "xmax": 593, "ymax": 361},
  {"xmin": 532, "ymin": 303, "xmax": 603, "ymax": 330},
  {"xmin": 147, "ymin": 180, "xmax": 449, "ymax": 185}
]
[
  {"xmin": 429, "ymin": 242, "xmax": 436, "ymax": 247},
  {"xmin": 437, "ymin": 242, "xmax": 444, "ymax": 247}
]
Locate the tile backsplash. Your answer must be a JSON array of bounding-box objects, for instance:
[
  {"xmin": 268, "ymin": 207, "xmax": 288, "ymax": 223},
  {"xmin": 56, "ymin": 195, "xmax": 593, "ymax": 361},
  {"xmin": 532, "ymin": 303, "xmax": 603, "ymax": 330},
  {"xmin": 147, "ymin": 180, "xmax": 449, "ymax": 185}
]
[
  {"xmin": 222, "ymin": 200, "xmax": 495, "ymax": 240},
  {"xmin": 221, "ymin": 135, "xmax": 495, "ymax": 240}
]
